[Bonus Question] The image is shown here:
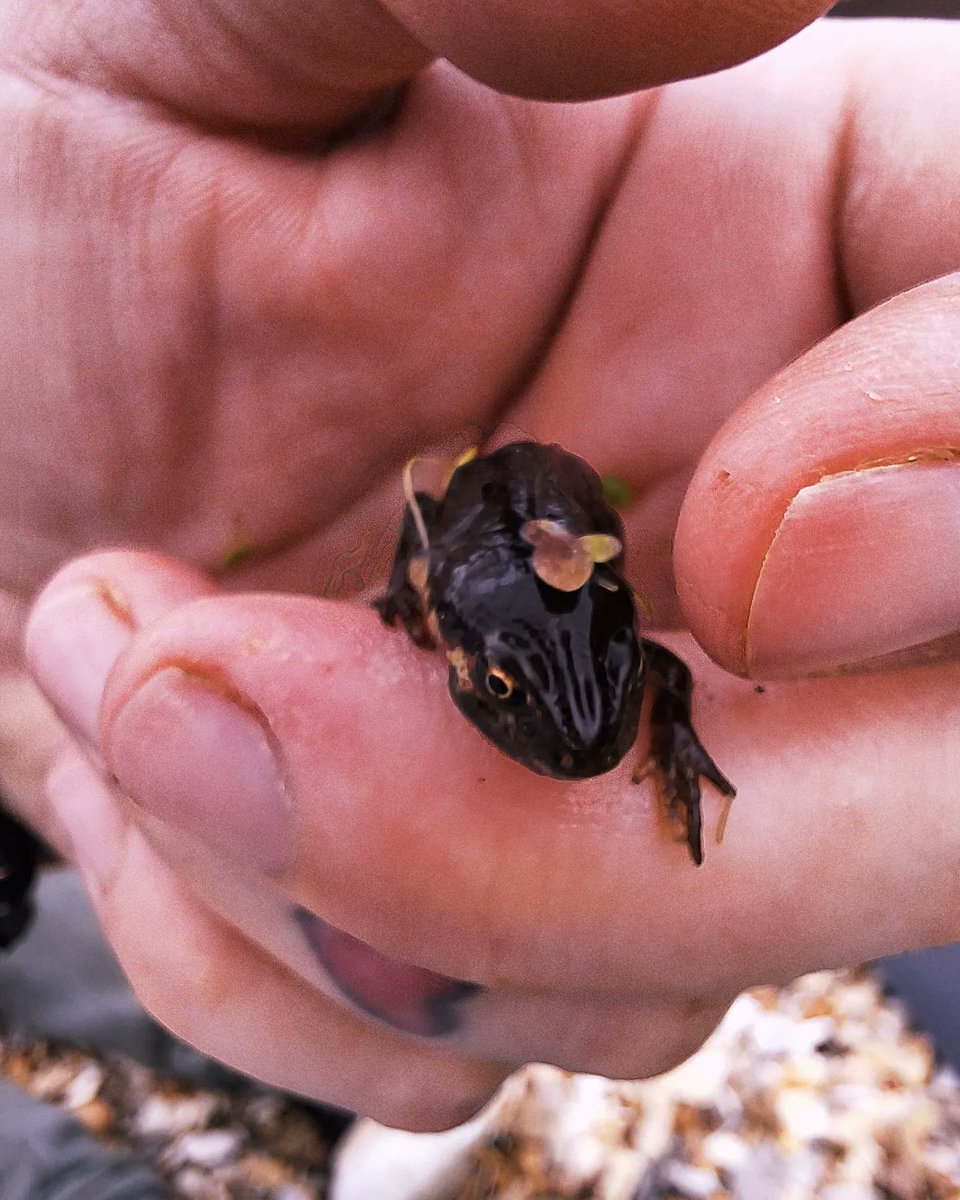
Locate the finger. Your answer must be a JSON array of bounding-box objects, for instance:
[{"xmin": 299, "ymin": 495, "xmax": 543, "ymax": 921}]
[
  {"xmin": 27, "ymin": 550, "xmax": 731, "ymax": 1080},
  {"xmin": 45, "ymin": 746, "xmax": 506, "ymax": 1131},
  {"xmin": 94, "ymin": 588, "xmax": 960, "ymax": 1004},
  {"xmin": 24, "ymin": 550, "xmax": 219, "ymax": 750},
  {"xmin": 378, "ymin": 0, "xmax": 832, "ymax": 99},
  {"xmin": 675, "ymin": 273, "xmax": 960, "ymax": 678},
  {"xmin": 508, "ymin": 20, "xmax": 960, "ymax": 625},
  {"xmin": 124, "ymin": 799, "xmax": 731, "ymax": 1076},
  {"xmin": 13, "ymin": 551, "xmax": 218, "ymax": 846},
  {"xmin": 7, "ymin": 0, "xmax": 430, "ymax": 135},
  {"xmin": 7, "ymin": 0, "xmax": 831, "ymax": 136}
]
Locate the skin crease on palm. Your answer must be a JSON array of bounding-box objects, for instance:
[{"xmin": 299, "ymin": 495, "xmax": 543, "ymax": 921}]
[{"xmin": 6, "ymin": 0, "xmax": 960, "ymax": 1128}]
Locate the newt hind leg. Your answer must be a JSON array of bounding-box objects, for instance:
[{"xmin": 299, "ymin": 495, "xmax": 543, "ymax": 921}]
[
  {"xmin": 634, "ymin": 639, "xmax": 735, "ymax": 866},
  {"xmin": 372, "ymin": 496, "xmax": 439, "ymax": 650}
]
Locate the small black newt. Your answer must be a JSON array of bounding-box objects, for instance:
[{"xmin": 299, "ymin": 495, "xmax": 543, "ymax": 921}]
[{"xmin": 374, "ymin": 441, "xmax": 734, "ymax": 865}]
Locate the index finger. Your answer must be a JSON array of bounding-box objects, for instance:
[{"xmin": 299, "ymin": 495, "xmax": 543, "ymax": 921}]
[
  {"xmin": 676, "ymin": 276, "xmax": 960, "ymax": 678},
  {"xmin": 97, "ymin": 588, "xmax": 960, "ymax": 1002},
  {"xmin": 4, "ymin": 0, "xmax": 831, "ymax": 134}
]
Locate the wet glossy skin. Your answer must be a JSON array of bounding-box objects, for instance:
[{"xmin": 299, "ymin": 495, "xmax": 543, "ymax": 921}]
[
  {"xmin": 375, "ymin": 441, "xmax": 734, "ymax": 864},
  {"xmin": 425, "ymin": 443, "xmax": 644, "ymax": 777}
]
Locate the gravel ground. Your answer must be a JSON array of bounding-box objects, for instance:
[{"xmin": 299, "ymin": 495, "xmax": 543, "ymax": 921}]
[
  {"xmin": 5, "ymin": 966, "xmax": 960, "ymax": 1199},
  {"xmin": 425, "ymin": 968, "xmax": 960, "ymax": 1200},
  {"xmin": 0, "ymin": 1025, "xmax": 343, "ymax": 1199}
]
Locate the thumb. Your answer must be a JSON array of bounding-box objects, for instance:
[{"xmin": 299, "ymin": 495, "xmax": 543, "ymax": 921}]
[{"xmin": 675, "ymin": 272, "xmax": 960, "ymax": 679}]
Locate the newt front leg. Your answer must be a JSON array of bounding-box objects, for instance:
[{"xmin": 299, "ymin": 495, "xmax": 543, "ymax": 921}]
[{"xmin": 633, "ymin": 640, "xmax": 735, "ymax": 866}]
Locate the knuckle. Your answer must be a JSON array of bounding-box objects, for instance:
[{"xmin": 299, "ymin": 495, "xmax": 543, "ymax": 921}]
[
  {"xmin": 367, "ymin": 1076, "xmax": 497, "ymax": 1133},
  {"xmin": 565, "ymin": 1005, "xmax": 727, "ymax": 1081}
]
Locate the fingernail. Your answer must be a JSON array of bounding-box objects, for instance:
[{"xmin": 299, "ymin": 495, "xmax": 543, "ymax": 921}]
[
  {"xmin": 747, "ymin": 461, "xmax": 960, "ymax": 676},
  {"xmin": 294, "ymin": 908, "xmax": 481, "ymax": 1037},
  {"xmin": 25, "ymin": 581, "xmax": 135, "ymax": 747},
  {"xmin": 106, "ymin": 667, "xmax": 292, "ymax": 876}
]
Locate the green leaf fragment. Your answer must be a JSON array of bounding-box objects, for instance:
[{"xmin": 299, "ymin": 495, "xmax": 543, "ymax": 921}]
[
  {"xmin": 220, "ymin": 541, "xmax": 254, "ymax": 570},
  {"xmin": 601, "ymin": 474, "xmax": 632, "ymax": 510},
  {"xmin": 578, "ymin": 533, "xmax": 622, "ymax": 563}
]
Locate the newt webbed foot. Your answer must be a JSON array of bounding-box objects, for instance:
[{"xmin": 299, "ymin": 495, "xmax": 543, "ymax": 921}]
[{"xmin": 636, "ymin": 639, "xmax": 735, "ymax": 866}]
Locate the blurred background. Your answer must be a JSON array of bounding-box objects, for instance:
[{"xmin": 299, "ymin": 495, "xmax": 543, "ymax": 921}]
[{"xmin": 833, "ymin": 0, "xmax": 960, "ymax": 13}]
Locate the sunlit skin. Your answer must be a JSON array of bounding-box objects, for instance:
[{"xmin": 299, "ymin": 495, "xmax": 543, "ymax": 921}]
[{"xmin": 7, "ymin": 0, "xmax": 960, "ymax": 1130}]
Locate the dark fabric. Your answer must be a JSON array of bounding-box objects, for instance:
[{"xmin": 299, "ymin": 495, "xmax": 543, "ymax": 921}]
[
  {"xmin": 0, "ymin": 1080, "xmax": 168, "ymax": 1200},
  {"xmin": 831, "ymin": 1, "xmax": 960, "ymax": 15},
  {"xmin": 0, "ymin": 870, "xmax": 238, "ymax": 1089},
  {"xmin": 875, "ymin": 946, "xmax": 960, "ymax": 1068},
  {"xmin": 0, "ymin": 806, "xmax": 40, "ymax": 950}
]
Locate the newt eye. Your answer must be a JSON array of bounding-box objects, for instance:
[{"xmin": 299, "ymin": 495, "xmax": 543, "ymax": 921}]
[{"xmin": 485, "ymin": 665, "xmax": 516, "ymax": 699}]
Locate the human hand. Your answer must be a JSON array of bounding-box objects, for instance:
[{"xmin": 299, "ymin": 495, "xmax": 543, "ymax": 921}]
[{"xmin": 11, "ymin": 0, "xmax": 960, "ymax": 1128}]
